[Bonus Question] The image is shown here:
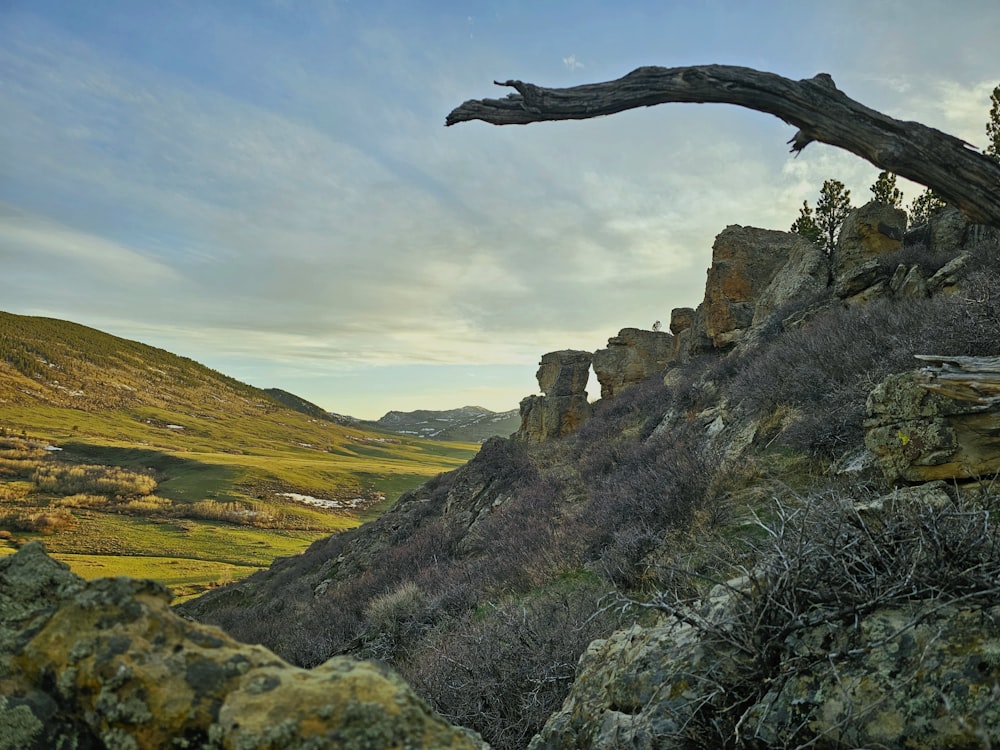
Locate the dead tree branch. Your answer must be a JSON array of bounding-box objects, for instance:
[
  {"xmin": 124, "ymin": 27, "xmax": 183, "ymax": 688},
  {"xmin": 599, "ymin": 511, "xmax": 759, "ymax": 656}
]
[{"xmin": 447, "ymin": 64, "xmax": 1000, "ymax": 227}]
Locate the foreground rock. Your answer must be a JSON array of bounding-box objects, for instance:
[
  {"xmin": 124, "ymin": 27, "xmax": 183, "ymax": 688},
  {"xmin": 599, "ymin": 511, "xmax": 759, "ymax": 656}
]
[
  {"xmin": 531, "ymin": 583, "xmax": 1000, "ymax": 748},
  {"xmin": 517, "ymin": 350, "xmax": 593, "ymax": 441},
  {"xmin": 0, "ymin": 543, "xmax": 484, "ymax": 750},
  {"xmin": 592, "ymin": 328, "xmax": 673, "ymax": 399}
]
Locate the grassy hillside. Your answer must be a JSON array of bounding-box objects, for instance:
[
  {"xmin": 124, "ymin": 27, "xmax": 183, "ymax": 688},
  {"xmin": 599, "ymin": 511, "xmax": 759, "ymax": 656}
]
[{"xmin": 0, "ymin": 311, "xmax": 478, "ymax": 599}]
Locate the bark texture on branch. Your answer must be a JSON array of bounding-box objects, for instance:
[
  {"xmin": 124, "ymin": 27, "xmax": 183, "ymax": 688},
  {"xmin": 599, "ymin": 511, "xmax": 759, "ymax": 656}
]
[
  {"xmin": 447, "ymin": 65, "xmax": 1000, "ymax": 227},
  {"xmin": 915, "ymin": 354, "xmax": 1000, "ymax": 405}
]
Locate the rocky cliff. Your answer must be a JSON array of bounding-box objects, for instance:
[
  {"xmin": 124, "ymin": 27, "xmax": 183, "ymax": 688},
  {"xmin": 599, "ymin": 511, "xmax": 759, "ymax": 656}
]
[{"xmin": 698, "ymin": 225, "xmax": 829, "ymax": 349}]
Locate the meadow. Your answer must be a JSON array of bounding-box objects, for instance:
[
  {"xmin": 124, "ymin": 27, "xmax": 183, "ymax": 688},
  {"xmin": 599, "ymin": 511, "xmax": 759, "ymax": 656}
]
[
  {"xmin": 0, "ymin": 311, "xmax": 480, "ymax": 599},
  {"xmin": 0, "ymin": 411, "xmax": 477, "ymax": 601}
]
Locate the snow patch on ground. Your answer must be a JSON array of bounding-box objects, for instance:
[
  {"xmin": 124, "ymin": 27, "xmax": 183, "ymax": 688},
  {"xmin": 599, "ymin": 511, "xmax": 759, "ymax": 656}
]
[{"xmin": 279, "ymin": 492, "xmax": 367, "ymax": 510}]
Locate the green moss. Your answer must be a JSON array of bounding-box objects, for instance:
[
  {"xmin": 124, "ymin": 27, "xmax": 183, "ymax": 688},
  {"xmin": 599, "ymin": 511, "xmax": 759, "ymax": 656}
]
[{"xmin": 0, "ymin": 698, "xmax": 43, "ymax": 750}]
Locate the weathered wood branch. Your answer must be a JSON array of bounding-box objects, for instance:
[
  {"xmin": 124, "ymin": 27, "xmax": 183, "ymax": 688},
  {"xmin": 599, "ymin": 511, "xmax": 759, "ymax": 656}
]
[
  {"xmin": 447, "ymin": 65, "xmax": 1000, "ymax": 227},
  {"xmin": 916, "ymin": 354, "xmax": 1000, "ymax": 405}
]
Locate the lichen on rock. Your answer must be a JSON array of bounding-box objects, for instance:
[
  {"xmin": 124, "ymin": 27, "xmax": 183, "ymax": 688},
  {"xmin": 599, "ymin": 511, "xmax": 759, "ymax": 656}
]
[{"xmin": 0, "ymin": 543, "xmax": 485, "ymax": 750}]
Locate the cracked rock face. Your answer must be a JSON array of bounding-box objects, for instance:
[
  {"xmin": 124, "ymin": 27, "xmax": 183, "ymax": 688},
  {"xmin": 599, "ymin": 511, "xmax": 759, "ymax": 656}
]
[
  {"xmin": 832, "ymin": 201, "xmax": 907, "ymax": 285},
  {"xmin": 592, "ymin": 328, "xmax": 674, "ymax": 399},
  {"xmin": 529, "ymin": 591, "xmax": 1000, "ymax": 749},
  {"xmin": 517, "ymin": 350, "xmax": 593, "ymax": 442},
  {"xmin": 0, "ymin": 543, "xmax": 485, "ymax": 750},
  {"xmin": 701, "ymin": 225, "xmax": 828, "ymax": 349}
]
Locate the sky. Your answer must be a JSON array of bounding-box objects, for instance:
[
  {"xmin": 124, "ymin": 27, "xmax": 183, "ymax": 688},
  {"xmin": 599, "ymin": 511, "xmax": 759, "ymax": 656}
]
[{"xmin": 1, "ymin": 1, "xmax": 998, "ymax": 420}]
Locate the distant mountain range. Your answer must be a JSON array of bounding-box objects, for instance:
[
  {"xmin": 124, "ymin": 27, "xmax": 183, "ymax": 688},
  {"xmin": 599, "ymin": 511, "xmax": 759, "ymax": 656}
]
[
  {"xmin": 370, "ymin": 405, "xmax": 520, "ymax": 443},
  {"xmin": 263, "ymin": 388, "xmax": 520, "ymax": 444}
]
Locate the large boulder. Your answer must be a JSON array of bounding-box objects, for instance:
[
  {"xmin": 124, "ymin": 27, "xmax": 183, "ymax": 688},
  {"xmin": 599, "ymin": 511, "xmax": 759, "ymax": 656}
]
[
  {"xmin": 0, "ymin": 543, "xmax": 485, "ymax": 750},
  {"xmin": 701, "ymin": 226, "xmax": 828, "ymax": 348},
  {"xmin": 592, "ymin": 328, "xmax": 673, "ymax": 399},
  {"xmin": 831, "ymin": 201, "xmax": 907, "ymax": 299},
  {"xmin": 668, "ymin": 308, "xmax": 695, "ymax": 363},
  {"xmin": 865, "ymin": 356, "xmax": 1000, "ymax": 483},
  {"xmin": 536, "ymin": 350, "xmax": 592, "ymax": 397},
  {"xmin": 833, "ymin": 201, "xmax": 907, "ymax": 274},
  {"xmin": 516, "ymin": 350, "xmax": 593, "ymax": 441},
  {"xmin": 905, "ymin": 205, "xmax": 998, "ymax": 254}
]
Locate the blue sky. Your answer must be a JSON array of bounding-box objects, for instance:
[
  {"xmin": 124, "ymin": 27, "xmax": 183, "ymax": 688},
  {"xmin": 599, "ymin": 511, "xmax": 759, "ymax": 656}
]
[{"xmin": 1, "ymin": 1, "xmax": 998, "ymax": 419}]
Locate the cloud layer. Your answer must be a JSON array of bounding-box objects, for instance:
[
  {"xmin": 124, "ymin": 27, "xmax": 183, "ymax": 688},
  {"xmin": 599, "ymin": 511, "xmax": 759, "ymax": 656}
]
[{"xmin": 1, "ymin": 1, "xmax": 997, "ymax": 417}]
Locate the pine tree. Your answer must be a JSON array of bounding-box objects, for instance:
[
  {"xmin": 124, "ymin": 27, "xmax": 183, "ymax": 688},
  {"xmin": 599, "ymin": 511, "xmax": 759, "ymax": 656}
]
[
  {"xmin": 869, "ymin": 171, "xmax": 903, "ymax": 208},
  {"xmin": 790, "ymin": 200, "xmax": 822, "ymax": 244},
  {"xmin": 908, "ymin": 188, "xmax": 947, "ymax": 226},
  {"xmin": 815, "ymin": 179, "xmax": 852, "ymax": 253},
  {"xmin": 987, "ymin": 84, "xmax": 1000, "ymax": 163}
]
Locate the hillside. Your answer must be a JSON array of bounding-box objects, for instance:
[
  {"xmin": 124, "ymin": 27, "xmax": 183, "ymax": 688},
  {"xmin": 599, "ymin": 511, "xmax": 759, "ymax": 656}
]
[
  {"xmin": 371, "ymin": 405, "xmax": 521, "ymax": 443},
  {"xmin": 0, "ymin": 311, "xmax": 478, "ymax": 598},
  {"xmin": 183, "ymin": 206, "xmax": 1000, "ymax": 748},
  {"xmin": 264, "ymin": 387, "xmax": 359, "ymax": 426}
]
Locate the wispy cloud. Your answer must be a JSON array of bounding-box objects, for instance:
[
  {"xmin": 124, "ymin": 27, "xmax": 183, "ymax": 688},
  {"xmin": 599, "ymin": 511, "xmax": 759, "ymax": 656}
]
[{"xmin": 1, "ymin": 1, "xmax": 998, "ymax": 416}]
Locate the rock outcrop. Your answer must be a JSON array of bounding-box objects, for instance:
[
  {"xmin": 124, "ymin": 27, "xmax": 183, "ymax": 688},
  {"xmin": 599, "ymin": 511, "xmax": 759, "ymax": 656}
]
[
  {"xmin": 831, "ymin": 201, "xmax": 907, "ymax": 296},
  {"xmin": 866, "ymin": 356, "xmax": 1000, "ymax": 483},
  {"xmin": 531, "ymin": 569, "xmax": 1000, "ymax": 749},
  {"xmin": 0, "ymin": 543, "xmax": 484, "ymax": 750},
  {"xmin": 517, "ymin": 350, "xmax": 593, "ymax": 442},
  {"xmin": 700, "ymin": 225, "xmax": 828, "ymax": 348},
  {"xmin": 906, "ymin": 205, "xmax": 999, "ymax": 255},
  {"xmin": 667, "ymin": 307, "xmax": 695, "ymax": 362},
  {"xmin": 591, "ymin": 328, "xmax": 673, "ymax": 399}
]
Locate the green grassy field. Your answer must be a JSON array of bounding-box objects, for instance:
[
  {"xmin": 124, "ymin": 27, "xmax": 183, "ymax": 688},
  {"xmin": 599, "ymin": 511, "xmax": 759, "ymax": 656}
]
[
  {"xmin": 0, "ymin": 413, "xmax": 477, "ymax": 601},
  {"xmin": 0, "ymin": 311, "xmax": 481, "ymax": 600}
]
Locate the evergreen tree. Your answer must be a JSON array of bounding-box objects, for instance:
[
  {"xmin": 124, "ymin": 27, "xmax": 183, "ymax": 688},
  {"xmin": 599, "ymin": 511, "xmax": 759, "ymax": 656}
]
[
  {"xmin": 908, "ymin": 187, "xmax": 947, "ymax": 226},
  {"xmin": 815, "ymin": 179, "xmax": 852, "ymax": 253},
  {"xmin": 790, "ymin": 200, "xmax": 822, "ymax": 244},
  {"xmin": 869, "ymin": 171, "xmax": 903, "ymax": 208},
  {"xmin": 987, "ymin": 84, "xmax": 1000, "ymax": 163}
]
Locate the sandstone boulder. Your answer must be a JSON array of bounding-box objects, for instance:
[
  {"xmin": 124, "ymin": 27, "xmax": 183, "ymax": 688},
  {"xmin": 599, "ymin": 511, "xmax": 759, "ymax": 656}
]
[
  {"xmin": 0, "ymin": 543, "xmax": 485, "ymax": 750},
  {"xmin": 536, "ymin": 350, "xmax": 592, "ymax": 397},
  {"xmin": 831, "ymin": 201, "xmax": 907, "ymax": 289},
  {"xmin": 701, "ymin": 225, "xmax": 828, "ymax": 348},
  {"xmin": 517, "ymin": 394, "xmax": 591, "ymax": 442},
  {"xmin": 905, "ymin": 205, "xmax": 987, "ymax": 253},
  {"xmin": 592, "ymin": 328, "xmax": 673, "ymax": 399},
  {"xmin": 668, "ymin": 307, "xmax": 696, "ymax": 363},
  {"xmin": 668, "ymin": 307, "xmax": 695, "ymax": 336},
  {"xmin": 517, "ymin": 350, "xmax": 593, "ymax": 441},
  {"xmin": 865, "ymin": 356, "xmax": 1000, "ymax": 483}
]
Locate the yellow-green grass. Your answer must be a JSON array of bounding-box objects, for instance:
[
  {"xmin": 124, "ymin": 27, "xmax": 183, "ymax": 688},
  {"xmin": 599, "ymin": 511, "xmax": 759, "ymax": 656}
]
[
  {"xmin": 52, "ymin": 553, "xmax": 261, "ymax": 602},
  {"xmin": 1, "ymin": 406, "xmax": 477, "ymax": 505},
  {"xmin": 0, "ymin": 406, "xmax": 478, "ymax": 600},
  {"xmin": 0, "ymin": 311, "xmax": 482, "ymax": 599},
  {"xmin": 7, "ymin": 511, "xmax": 337, "ymax": 602}
]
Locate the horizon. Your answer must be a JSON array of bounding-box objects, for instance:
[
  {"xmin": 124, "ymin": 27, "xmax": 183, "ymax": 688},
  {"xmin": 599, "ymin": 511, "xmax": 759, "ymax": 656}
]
[{"xmin": 2, "ymin": 1, "xmax": 997, "ymax": 419}]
